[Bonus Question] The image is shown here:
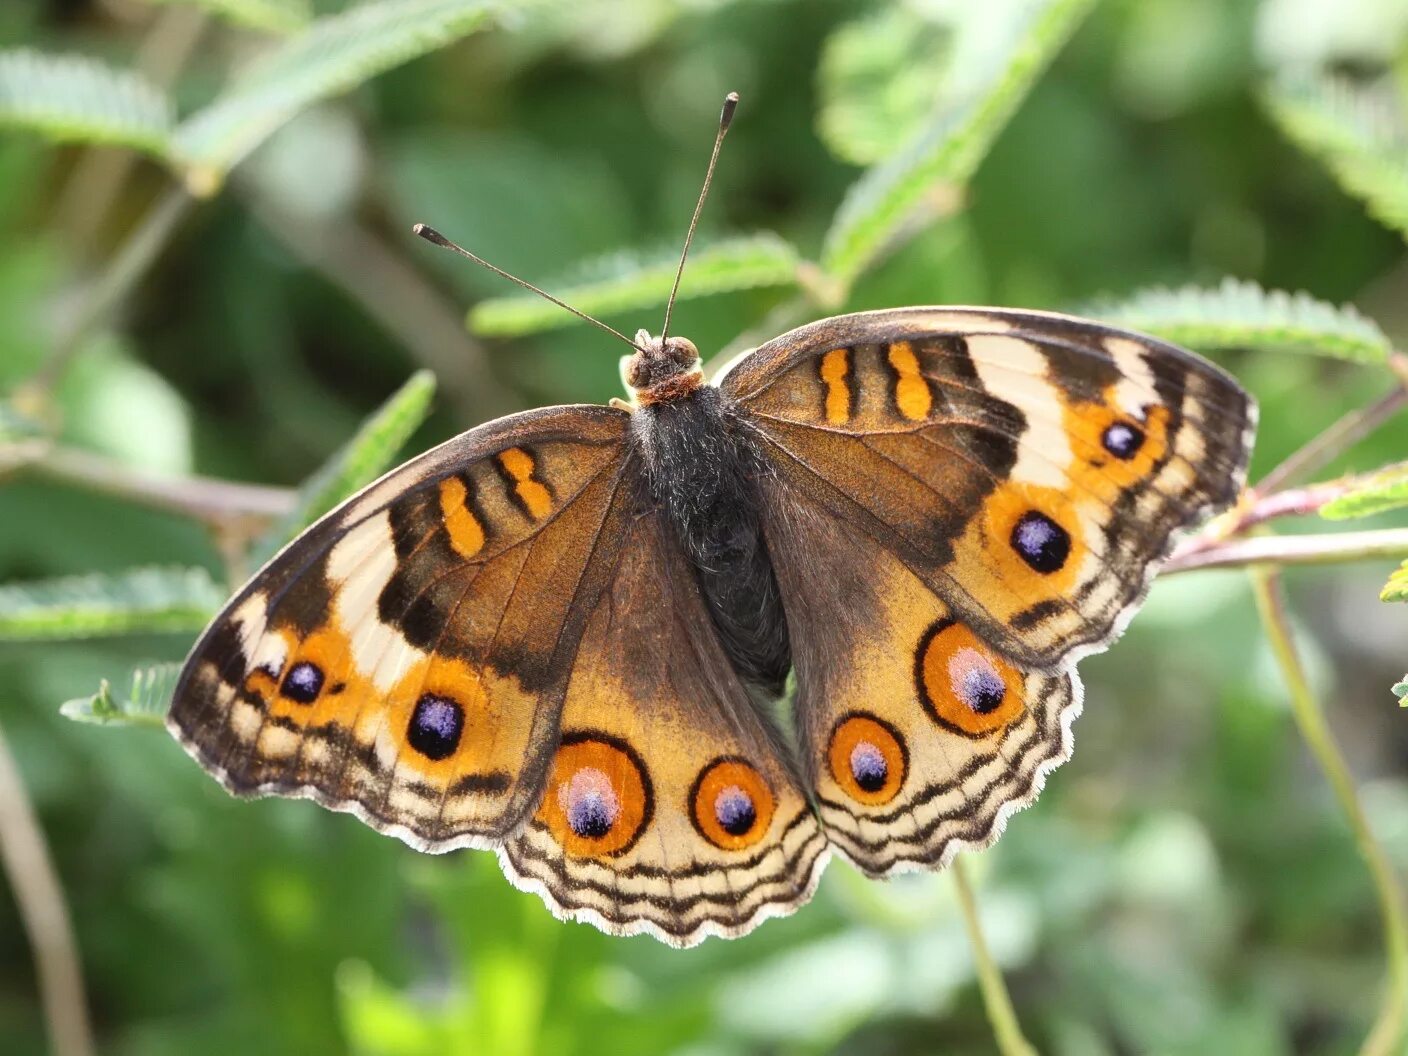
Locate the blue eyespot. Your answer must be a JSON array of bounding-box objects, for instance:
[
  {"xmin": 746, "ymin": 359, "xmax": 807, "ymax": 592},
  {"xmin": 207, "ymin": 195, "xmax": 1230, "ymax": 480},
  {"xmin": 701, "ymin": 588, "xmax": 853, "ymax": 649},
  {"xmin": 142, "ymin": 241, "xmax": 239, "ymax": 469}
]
[
  {"xmin": 407, "ymin": 694, "xmax": 464, "ymax": 760},
  {"xmin": 1010, "ymin": 510, "xmax": 1070, "ymax": 573},
  {"xmin": 280, "ymin": 661, "xmax": 323, "ymax": 704}
]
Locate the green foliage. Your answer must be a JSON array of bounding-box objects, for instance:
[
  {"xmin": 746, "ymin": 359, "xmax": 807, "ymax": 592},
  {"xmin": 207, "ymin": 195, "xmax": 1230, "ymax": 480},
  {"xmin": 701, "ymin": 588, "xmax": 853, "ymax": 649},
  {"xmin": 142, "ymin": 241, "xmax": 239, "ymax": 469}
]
[
  {"xmin": 60, "ymin": 662, "xmax": 181, "ymax": 728},
  {"xmin": 254, "ymin": 369, "xmax": 437, "ymax": 562},
  {"xmin": 821, "ymin": 0, "xmax": 1098, "ymax": 286},
  {"xmin": 469, "ymin": 234, "xmax": 802, "ymax": 336},
  {"xmin": 173, "ymin": 0, "xmax": 508, "ymax": 190},
  {"xmin": 1393, "ymin": 676, "xmax": 1407, "ymax": 701},
  {"xmin": 1321, "ymin": 461, "xmax": 1408, "ymax": 520},
  {"xmin": 0, "ymin": 49, "xmax": 173, "ymax": 157},
  {"xmin": 143, "ymin": 0, "xmax": 312, "ymax": 34},
  {"xmin": 1262, "ymin": 71, "xmax": 1408, "ymax": 241},
  {"xmin": 1383, "ymin": 560, "xmax": 1408, "ymax": 602},
  {"xmin": 1085, "ymin": 278, "xmax": 1393, "ymax": 362},
  {"xmin": 0, "ymin": 566, "xmax": 222, "ymax": 640}
]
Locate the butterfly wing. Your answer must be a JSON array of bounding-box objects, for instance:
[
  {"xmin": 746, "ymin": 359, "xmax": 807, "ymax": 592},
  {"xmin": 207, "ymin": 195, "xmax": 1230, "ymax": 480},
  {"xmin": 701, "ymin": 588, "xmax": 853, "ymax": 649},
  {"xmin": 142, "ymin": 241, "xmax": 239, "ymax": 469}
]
[
  {"xmin": 722, "ymin": 307, "xmax": 1254, "ymax": 668},
  {"xmin": 168, "ymin": 405, "xmax": 636, "ymax": 850},
  {"xmin": 722, "ymin": 307, "xmax": 1253, "ymax": 873},
  {"xmin": 501, "ymin": 494, "xmax": 827, "ymax": 946}
]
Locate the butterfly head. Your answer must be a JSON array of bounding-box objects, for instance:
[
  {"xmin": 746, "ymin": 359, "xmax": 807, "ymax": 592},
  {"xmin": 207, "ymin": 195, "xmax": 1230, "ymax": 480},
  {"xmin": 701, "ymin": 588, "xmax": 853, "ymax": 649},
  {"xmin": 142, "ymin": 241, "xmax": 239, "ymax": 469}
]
[{"xmin": 623, "ymin": 330, "xmax": 704, "ymax": 406}]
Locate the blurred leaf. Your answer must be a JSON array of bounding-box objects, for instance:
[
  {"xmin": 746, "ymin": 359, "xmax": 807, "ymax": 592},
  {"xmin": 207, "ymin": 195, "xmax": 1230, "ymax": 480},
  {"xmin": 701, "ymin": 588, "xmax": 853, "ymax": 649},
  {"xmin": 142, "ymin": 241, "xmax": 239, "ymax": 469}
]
[
  {"xmin": 0, "ymin": 48, "xmax": 173, "ymax": 157},
  {"xmin": 1393, "ymin": 675, "xmax": 1407, "ymax": 699},
  {"xmin": 1084, "ymin": 277, "xmax": 1392, "ymax": 361},
  {"xmin": 469, "ymin": 233, "xmax": 802, "ymax": 337},
  {"xmin": 0, "ymin": 567, "xmax": 222, "ymax": 640},
  {"xmin": 1383, "ymin": 560, "xmax": 1408, "ymax": 603},
  {"xmin": 1320, "ymin": 461, "xmax": 1408, "ymax": 520},
  {"xmin": 816, "ymin": 8, "xmax": 954, "ymax": 166},
  {"xmin": 172, "ymin": 0, "xmax": 507, "ymax": 191},
  {"xmin": 1262, "ymin": 71, "xmax": 1408, "ymax": 241},
  {"xmin": 59, "ymin": 662, "xmax": 181, "ymax": 728},
  {"xmin": 253, "ymin": 370, "xmax": 436, "ymax": 561},
  {"xmin": 143, "ymin": 0, "xmax": 312, "ymax": 34},
  {"xmin": 821, "ymin": 0, "xmax": 1097, "ymax": 286}
]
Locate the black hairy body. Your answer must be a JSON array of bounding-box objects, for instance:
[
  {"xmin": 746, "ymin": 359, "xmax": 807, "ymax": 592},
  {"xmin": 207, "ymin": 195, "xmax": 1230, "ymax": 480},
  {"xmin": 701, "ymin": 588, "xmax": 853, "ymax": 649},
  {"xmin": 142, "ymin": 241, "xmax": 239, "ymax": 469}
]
[{"xmin": 633, "ymin": 385, "xmax": 791, "ymax": 697}]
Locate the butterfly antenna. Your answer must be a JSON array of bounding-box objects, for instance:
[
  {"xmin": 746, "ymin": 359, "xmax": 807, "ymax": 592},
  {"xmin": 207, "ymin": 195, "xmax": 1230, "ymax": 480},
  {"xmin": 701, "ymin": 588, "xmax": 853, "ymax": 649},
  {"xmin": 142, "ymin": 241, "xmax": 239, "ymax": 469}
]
[
  {"xmin": 412, "ymin": 223, "xmax": 646, "ymax": 352},
  {"xmin": 660, "ymin": 91, "xmax": 739, "ymax": 344}
]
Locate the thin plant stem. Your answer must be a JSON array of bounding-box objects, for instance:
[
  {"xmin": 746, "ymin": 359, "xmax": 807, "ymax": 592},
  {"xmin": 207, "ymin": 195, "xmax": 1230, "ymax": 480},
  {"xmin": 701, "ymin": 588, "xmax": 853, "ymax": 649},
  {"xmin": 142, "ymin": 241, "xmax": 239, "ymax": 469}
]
[
  {"xmin": 1255, "ymin": 379, "xmax": 1408, "ymax": 498},
  {"xmin": 28, "ymin": 186, "xmax": 194, "ymax": 396},
  {"xmin": 0, "ymin": 721, "xmax": 96, "ymax": 1056},
  {"xmin": 1164, "ymin": 526, "xmax": 1408, "ymax": 575},
  {"xmin": 952, "ymin": 856, "xmax": 1039, "ymax": 1056},
  {"xmin": 1250, "ymin": 569, "xmax": 1407, "ymax": 1056}
]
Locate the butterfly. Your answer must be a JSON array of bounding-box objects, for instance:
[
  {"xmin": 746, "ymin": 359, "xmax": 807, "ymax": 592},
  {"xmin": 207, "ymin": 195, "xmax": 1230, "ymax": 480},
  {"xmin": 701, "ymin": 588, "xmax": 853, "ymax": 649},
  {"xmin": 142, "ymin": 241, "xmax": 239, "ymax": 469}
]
[{"xmin": 167, "ymin": 95, "xmax": 1256, "ymax": 947}]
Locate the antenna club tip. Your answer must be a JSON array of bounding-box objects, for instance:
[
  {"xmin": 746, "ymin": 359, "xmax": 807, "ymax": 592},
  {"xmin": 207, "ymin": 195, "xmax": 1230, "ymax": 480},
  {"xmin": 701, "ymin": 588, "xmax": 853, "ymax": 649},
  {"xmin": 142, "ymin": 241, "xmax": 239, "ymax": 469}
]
[
  {"xmin": 412, "ymin": 222, "xmax": 426, "ymax": 235},
  {"xmin": 413, "ymin": 223, "xmax": 451, "ymax": 248},
  {"xmin": 720, "ymin": 92, "xmax": 739, "ymax": 130}
]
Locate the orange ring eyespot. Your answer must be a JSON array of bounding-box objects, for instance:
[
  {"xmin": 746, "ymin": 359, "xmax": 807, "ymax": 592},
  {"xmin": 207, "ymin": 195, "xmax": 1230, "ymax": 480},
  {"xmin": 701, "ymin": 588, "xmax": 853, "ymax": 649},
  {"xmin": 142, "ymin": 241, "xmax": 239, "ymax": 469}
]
[
  {"xmin": 827, "ymin": 713, "xmax": 907, "ymax": 805},
  {"xmin": 537, "ymin": 733, "xmax": 652, "ymax": 858},
  {"xmin": 690, "ymin": 758, "xmax": 775, "ymax": 851},
  {"xmin": 915, "ymin": 620, "xmax": 1025, "ymax": 737}
]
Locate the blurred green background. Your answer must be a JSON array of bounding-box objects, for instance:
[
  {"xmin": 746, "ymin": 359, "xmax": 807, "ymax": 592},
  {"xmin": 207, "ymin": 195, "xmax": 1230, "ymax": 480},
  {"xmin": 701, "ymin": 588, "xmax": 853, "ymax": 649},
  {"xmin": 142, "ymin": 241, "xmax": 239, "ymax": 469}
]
[{"xmin": 2, "ymin": 0, "xmax": 1407, "ymax": 1054}]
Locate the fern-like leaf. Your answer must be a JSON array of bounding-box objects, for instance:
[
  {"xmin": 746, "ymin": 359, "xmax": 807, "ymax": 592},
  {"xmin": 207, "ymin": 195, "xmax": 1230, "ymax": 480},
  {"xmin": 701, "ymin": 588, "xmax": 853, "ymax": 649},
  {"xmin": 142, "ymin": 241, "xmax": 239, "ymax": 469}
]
[
  {"xmin": 821, "ymin": 0, "xmax": 1097, "ymax": 286},
  {"xmin": 173, "ymin": 0, "xmax": 506, "ymax": 190},
  {"xmin": 253, "ymin": 369, "xmax": 436, "ymax": 562},
  {"xmin": 143, "ymin": 0, "xmax": 312, "ymax": 34},
  {"xmin": 1383, "ymin": 560, "xmax": 1408, "ymax": 603},
  {"xmin": 1321, "ymin": 462, "xmax": 1408, "ymax": 521},
  {"xmin": 0, "ymin": 567, "xmax": 223, "ymax": 640},
  {"xmin": 1262, "ymin": 71, "xmax": 1408, "ymax": 241},
  {"xmin": 469, "ymin": 234, "xmax": 803, "ymax": 337},
  {"xmin": 0, "ymin": 48, "xmax": 174, "ymax": 156},
  {"xmin": 60, "ymin": 663, "xmax": 181, "ymax": 728},
  {"xmin": 1084, "ymin": 278, "xmax": 1392, "ymax": 362}
]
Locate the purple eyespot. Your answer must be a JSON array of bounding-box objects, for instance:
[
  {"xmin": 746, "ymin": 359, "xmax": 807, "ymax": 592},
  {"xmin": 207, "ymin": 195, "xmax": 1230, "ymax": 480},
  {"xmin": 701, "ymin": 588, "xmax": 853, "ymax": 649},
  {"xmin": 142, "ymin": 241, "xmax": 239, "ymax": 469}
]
[
  {"xmin": 407, "ymin": 694, "xmax": 463, "ymax": 760},
  {"xmin": 714, "ymin": 785, "xmax": 757, "ymax": 836},
  {"xmin": 1010, "ymin": 510, "xmax": 1070, "ymax": 573},
  {"xmin": 280, "ymin": 661, "xmax": 323, "ymax": 704}
]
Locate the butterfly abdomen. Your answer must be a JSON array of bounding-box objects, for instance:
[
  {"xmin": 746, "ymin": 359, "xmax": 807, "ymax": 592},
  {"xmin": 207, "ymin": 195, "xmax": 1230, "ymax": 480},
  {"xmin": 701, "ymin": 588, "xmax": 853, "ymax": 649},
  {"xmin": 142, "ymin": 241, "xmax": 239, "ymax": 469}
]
[{"xmin": 633, "ymin": 385, "xmax": 791, "ymax": 696}]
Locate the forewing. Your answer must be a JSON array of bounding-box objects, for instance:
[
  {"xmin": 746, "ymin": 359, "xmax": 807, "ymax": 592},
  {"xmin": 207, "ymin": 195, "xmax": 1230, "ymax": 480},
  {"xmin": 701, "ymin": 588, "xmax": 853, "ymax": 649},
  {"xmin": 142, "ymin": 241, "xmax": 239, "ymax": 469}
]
[
  {"xmin": 167, "ymin": 406, "xmax": 634, "ymax": 851},
  {"xmin": 722, "ymin": 307, "xmax": 1255, "ymax": 668}
]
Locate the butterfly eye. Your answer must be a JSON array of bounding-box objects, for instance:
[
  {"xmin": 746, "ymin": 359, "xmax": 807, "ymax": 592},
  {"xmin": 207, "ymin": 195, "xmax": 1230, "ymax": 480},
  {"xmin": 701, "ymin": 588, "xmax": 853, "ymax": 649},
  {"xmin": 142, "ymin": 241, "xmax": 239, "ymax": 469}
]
[
  {"xmin": 915, "ymin": 620, "xmax": 1025, "ymax": 737},
  {"xmin": 827, "ymin": 714, "xmax": 906, "ymax": 805},
  {"xmin": 279, "ymin": 661, "xmax": 324, "ymax": 704},
  {"xmin": 1009, "ymin": 510, "xmax": 1071, "ymax": 574},
  {"xmin": 538, "ymin": 734, "xmax": 651, "ymax": 857},
  {"xmin": 691, "ymin": 759, "xmax": 775, "ymax": 850},
  {"xmin": 406, "ymin": 693, "xmax": 465, "ymax": 760},
  {"xmin": 1101, "ymin": 420, "xmax": 1144, "ymax": 460}
]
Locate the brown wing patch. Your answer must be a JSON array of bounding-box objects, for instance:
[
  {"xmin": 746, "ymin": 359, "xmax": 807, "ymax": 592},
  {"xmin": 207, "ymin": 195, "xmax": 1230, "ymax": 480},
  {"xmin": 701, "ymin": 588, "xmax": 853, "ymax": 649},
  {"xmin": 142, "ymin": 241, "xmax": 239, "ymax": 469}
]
[
  {"xmin": 167, "ymin": 406, "xmax": 633, "ymax": 851},
  {"xmin": 726, "ymin": 307, "xmax": 1254, "ymax": 667},
  {"xmin": 502, "ymin": 505, "xmax": 827, "ymax": 947}
]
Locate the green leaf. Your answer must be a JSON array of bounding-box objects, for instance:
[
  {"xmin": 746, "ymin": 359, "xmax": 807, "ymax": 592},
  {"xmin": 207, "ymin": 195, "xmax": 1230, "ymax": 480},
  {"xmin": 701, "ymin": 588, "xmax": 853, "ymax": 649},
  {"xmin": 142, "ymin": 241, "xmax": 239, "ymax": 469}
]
[
  {"xmin": 1321, "ymin": 462, "xmax": 1408, "ymax": 521},
  {"xmin": 1262, "ymin": 71, "xmax": 1408, "ymax": 241},
  {"xmin": 1392, "ymin": 675, "xmax": 1407, "ymax": 701},
  {"xmin": 469, "ymin": 233, "xmax": 803, "ymax": 337},
  {"xmin": 1083, "ymin": 278, "xmax": 1392, "ymax": 362},
  {"xmin": 0, "ymin": 567, "xmax": 223, "ymax": 640},
  {"xmin": 60, "ymin": 663, "xmax": 181, "ymax": 728},
  {"xmin": 254, "ymin": 370, "xmax": 436, "ymax": 561},
  {"xmin": 817, "ymin": 8, "xmax": 955, "ymax": 166},
  {"xmin": 173, "ymin": 0, "xmax": 506, "ymax": 190},
  {"xmin": 821, "ymin": 0, "xmax": 1098, "ymax": 286},
  {"xmin": 0, "ymin": 48, "xmax": 174, "ymax": 157},
  {"xmin": 142, "ymin": 0, "xmax": 312, "ymax": 34},
  {"xmin": 1382, "ymin": 560, "xmax": 1408, "ymax": 603}
]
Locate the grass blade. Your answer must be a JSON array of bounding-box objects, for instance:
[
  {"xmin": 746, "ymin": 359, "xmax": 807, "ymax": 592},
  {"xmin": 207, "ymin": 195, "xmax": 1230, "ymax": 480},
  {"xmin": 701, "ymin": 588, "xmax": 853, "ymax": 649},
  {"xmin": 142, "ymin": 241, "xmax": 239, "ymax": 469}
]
[
  {"xmin": 1084, "ymin": 277, "xmax": 1392, "ymax": 362},
  {"xmin": 821, "ymin": 0, "xmax": 1097, "ymax": 286},
  {"xmin": 469, "ymin": 234, "xmax": 802, "ymax": 337},
  {"xmin": 0, "ymin": 48, "xmax": 173, "ymax": 157},
  {"xmin": 0, "ymin": 568, "xmax": 222, "ymax": 640}
]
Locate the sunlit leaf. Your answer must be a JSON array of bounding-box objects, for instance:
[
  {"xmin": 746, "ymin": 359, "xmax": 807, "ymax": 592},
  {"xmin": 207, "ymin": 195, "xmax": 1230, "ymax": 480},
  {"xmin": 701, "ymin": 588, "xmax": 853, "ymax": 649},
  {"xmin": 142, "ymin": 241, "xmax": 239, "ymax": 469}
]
[
  {"xmin": 469, "ymin": 233, "xmax": 803, "ymax": 337},
  {"xmin": 0, "ymin": 567, "xmax": 222, "ymax": 640},
  {"xmin": 59, "ymin": 663, "xmax": 181, "ymax": 728},
  {"xmin": 1262, "ymin": 71, "xmax": 1408, "ymax": 241},
  {"xmin": 1383, "ymin": 560, "xmax": 1408, "ymax": 603},
  {"xmin": 821, "ymin": 0, "xmax": 1097, "ymax": 286},
  {"xmin": 253, "ymin": 370, "xmax": 436, "ymax": 561},
  {"xmin": 817, "ymin": 8, "xmax": 954, "ymax": 166},
  {"xmin": 1084, "ymin": 277, "xmax": 1392, "ymax": 362},
  {"xmin": 173, "ymin": 0, "xmax": 506, "ymax": 191},
  {"xmin": 1321, "ymin": 462, "xmax": 1408, "ymax": 521},
  {"xmin": 0, "ymin": 48, "xmax": 174, "ymax": 156},
  {"xmin": 142, "ymin": 0, "xmax": 311, "ymax": 34}
]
